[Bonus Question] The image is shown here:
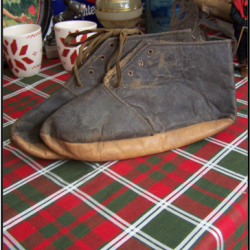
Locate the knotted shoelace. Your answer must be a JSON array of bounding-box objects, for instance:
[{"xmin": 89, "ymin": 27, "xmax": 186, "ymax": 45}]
[{"xmin": 64, "ymin": 28, "xmax": 143, "ymax": 87}]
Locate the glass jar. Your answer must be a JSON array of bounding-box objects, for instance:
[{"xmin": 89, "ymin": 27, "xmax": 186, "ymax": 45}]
[{"xmin": 95, "ymin": 0, "xmax": 143, "ymax": 28}]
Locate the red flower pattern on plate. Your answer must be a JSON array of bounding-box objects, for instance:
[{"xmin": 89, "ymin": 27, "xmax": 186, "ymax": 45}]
[
  {"xmin": 28, "ymin": 5, "xmax": 36, "ymax": 15},
  {"xmin": 21, "ymin": 15, "xmax": 27, "ymax": 22}
]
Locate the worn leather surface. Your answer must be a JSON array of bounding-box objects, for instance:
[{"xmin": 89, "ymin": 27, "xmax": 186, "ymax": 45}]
[
  {"xmin": 41, "ymin": 119, "xmax": 233, "ymax": 161},
  {"xmin": 40, "ymin": 40, "xmax": 236, "ymax": 161},
  {"xmin": 10, "ymin": 29, "xmax": 194, "ymax": 159},
  {"xmin": 10, "ymin": 88, "xmax": 75, "ymax": 159},
  {"xmin": 112, "ymin": 40, "xmax": 236, "ymax": 135},
  {"xmin": 64, "ymin": 29, "xmax": 195, "ymax": 95}
]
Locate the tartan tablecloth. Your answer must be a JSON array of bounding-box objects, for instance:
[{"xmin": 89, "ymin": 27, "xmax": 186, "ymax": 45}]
[{"xmin": 3, "ymin": 34, "xmax": 248, "ymax": 250}]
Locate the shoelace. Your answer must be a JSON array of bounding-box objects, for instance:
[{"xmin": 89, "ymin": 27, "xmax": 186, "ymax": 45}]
[{"xmin": 64, "ymin": 28, "xmax": 143, "ymax": 88}]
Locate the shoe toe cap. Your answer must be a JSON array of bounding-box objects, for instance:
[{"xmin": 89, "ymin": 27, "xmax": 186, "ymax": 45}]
[{"xmin": 40, "ymin": 85, "xmax": 153, "ymax": 160}]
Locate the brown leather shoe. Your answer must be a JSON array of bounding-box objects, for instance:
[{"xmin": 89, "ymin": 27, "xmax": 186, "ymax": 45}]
[
  {"xmin": 10, "ymin": 29, "xmax": 194, "ymax": 159},
  {"xmin": 240, "ymin": 65, "xmax": 248, "ymax": 78},
  {"xmin": 40, "ymin": 39, "xmax": 236, "ymax": 161}
]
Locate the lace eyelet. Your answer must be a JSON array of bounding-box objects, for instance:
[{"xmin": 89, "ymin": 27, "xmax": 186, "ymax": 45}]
[
  {"xmin": 127, "ymin": 70, "xmax": 133, "ymax": 76},
  {"xmin": 100, "ymin": 55, "xmax": 105, "ymax": 61},
  {"xmin": 109, "ymin": 42, "xmax": 114, "ymax": 48},
  {"xmin": 147, "ymin": 49, "xmax": 153, "ymax": 55},
  {"xmin": 88, "ymin": 69, "xmax": 94, "ymax": 76},
  {"xmin": 138, "ymin": 60, "xmax": 143, "ymax": 67}
]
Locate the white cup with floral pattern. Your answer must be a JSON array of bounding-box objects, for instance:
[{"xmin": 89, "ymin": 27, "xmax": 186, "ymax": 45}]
[
  {"xmin": 54, "ymin": 20, "xmax": 97, "ymax": 72},
  {"xmin": 3, "ymin": 24, "xmax": 42, "ymax": 78}
]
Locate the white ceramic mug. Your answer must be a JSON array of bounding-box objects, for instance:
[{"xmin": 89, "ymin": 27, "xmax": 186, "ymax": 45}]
[
  {"xmin": 3, "ymin": 24, "xmax": 42, "ymax": 78},
  {"xmin": 54, "ymin": 20, "xmax": 97, "ymax": 71}
]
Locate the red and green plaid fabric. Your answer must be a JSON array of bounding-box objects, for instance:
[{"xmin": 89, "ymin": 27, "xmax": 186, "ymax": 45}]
[{"xmin": 3, "ymin": 35, "xmax": 248, "ymax": 250}]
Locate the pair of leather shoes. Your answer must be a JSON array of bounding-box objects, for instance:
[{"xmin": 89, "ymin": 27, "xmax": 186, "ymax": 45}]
[
  {"xmin": 10, "ymin": 0, "xmax": 238, "ymax": 161},
  {"xmin": 10, "ymin": 28, "xmax": 196, "ymax": 160},
  {"xmin": 10, "ymin": 27, "xmax": 237, "ymax": 161}
]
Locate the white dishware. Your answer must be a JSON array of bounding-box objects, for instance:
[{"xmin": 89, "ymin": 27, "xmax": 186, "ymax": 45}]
[
  {"xmin": 3, "ymin": 24, "xmax": 43, "ymax": 78},
  {"xmin": 54, "ymin": 20, "xmax": 97, "ymax": 71}
]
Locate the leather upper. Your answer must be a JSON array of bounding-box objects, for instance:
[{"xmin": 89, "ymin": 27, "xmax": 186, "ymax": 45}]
[
  {"xmin": 41, "ymin": 40, "xmax": 236, "ymax": 144},
  {"xmin": 10, "ymin": 29, "xmax": 195, "ymax": 159}
]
